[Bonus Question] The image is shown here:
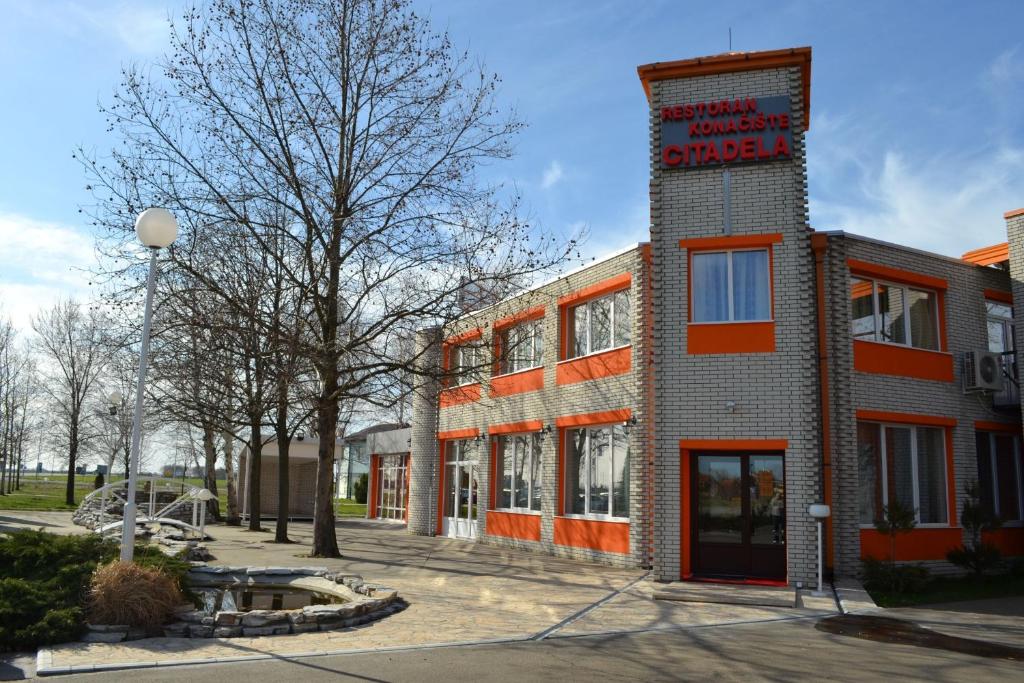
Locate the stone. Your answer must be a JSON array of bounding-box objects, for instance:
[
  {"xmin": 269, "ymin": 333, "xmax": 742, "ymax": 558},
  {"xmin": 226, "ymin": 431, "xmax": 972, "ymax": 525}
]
[
  {"xmin": 290, "ymin": 622, "xmax": 318, "ymax": 633},
  {"xmin": 240, "ymin": 610, "xmax": 289, "ymax": 627},
  {"xmin": 126, "ymin": 627, "xmax": 147, "ymax": 641},
  {"xmin": 286, "ymin": 612, "xmax": 306, "ymax": 624},
  {"xmin": 245, "ymin": 567, "xmax": 268, "ymax": 575},
  {"xmin": 317, "ymin": 620, "xmax": 345, "ymax": 631},
  {"xmin": 201, "ymin": 616, "xmax": 215, "ymax": 626},
  {"xmin": 264, "ymin": 567, "xmax": 291, "ymax": 575},
  {"xmin": 163, "ymin": 623, "xmax": 189, "ymax": 637},
  {"xmin": 176, "ymin": 610, "xmax": 207, "ymax": 624},
  {"xmin": 242, "ymin": 625, "xmax": 290, "ymax": 636},
  {"xmin": 86, "ymin": 623, "xmax": 129, "ymax": 632},
  {"xmin": 215, "ymin": 611, "xmax": 243, "ymax": 626},
  {"xmin": 82, "ymin": 631, "xmax": 126, "ymax": 643},
  {"xmin": 188, "ymin": 624, "xmax": 214, "ymax": 638},
  {"xmin": 213, "ymin": 626, "xmax": 242, "ymax": 638}
]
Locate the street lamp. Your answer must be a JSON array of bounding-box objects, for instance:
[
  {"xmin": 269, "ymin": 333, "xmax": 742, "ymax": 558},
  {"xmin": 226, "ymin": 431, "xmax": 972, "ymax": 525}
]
[{"xmin": 120, "ymin": 208, "xmax": 177, "ymax": 563}]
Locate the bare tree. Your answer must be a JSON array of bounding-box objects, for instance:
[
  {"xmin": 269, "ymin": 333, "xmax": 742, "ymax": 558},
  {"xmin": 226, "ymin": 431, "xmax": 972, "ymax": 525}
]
[
  {"xmin": 32, "ymin": 300, "xmax": 109, "ymax": 505},
  {"xmin": 82, "ymin": 0, "xmax": 578, "ymax": 556}
]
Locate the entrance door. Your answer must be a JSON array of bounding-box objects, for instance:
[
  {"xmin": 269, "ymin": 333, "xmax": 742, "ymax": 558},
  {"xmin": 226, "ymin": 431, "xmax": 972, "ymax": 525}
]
[
  {"xmin": 693, "ymin": 453, "xmax": 785, "ymax": 580},
  {"xmin": 376, "ymin": 454, "xmax": 408, "ymax": 521},
  {"xmin": 441, "ymin": 440, "xmax": 479, "ymax": 539}
]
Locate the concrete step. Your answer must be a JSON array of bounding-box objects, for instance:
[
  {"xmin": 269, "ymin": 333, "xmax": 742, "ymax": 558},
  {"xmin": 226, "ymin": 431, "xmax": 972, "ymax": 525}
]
[{"xmin": 653, "ymin": 583, "xmax": 796, "ymax": 608}]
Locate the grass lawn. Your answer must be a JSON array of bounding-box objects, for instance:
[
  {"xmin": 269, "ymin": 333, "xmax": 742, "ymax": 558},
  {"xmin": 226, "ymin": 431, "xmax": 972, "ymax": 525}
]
[
  {"xmin": 337, "ymin": 498, "xmax": 367, "ymax": 517},
  {"xmin": 868, "ymin": 572, "xmax": 1024, "ymax": 607}
]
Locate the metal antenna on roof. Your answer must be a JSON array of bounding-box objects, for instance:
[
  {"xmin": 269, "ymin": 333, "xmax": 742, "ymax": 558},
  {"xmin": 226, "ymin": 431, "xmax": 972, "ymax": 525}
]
[{"xmin": 729, "ymin": 27, "xmax": 732, "ymax": 51}]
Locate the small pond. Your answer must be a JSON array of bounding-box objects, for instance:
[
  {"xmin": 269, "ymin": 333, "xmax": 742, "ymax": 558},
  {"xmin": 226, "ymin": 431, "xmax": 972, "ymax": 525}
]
[{"xmin": 198, "ymin": 585, "xmax": 346, "ymax": 614}]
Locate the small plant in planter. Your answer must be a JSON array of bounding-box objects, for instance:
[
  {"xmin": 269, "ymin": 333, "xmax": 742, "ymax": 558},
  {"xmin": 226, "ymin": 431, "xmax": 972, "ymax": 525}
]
[
  {"xmin": 947, "ymin": 481, "xmax": 1003, "ymax": 578},
  {"xmin": 863, "ymin": 499, "xmax": 929, "ymax": 594}
]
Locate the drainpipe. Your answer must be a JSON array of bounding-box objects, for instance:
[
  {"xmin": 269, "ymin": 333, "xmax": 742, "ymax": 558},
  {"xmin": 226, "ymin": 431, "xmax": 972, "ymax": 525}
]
[{"xmin": 811, "ymin": 233, "xmax": 835, "ymax": 572}]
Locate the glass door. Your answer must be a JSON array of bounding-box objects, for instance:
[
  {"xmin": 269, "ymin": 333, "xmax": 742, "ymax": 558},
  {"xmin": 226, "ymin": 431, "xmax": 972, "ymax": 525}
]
[
  {"xmin": 693, "ymin": 453, "xmax": 785, "ymax": 579},
  {"xmin": 377, "ymin": 454, "xmax": 408, "ymax": 521},
  {"xmin": 442, "ymin": 440, "xmax": 479, "ymax": 539}
]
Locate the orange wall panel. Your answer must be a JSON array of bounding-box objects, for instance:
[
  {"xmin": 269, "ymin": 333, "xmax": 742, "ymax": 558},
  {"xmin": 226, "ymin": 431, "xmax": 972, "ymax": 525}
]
[
  {"xmin": 439, "ymin": 383, "xmax": 482, "ymax": 408},
  {"xmin": 983, "ymin": 528, "xmax": 1024, "ymax": 556},
  {"xmin": 489, "ymin": 367, "xmax": 544, "ymax": 397},
  {"xmin": 687, "ymin": 322, "xmax": 776, "ymax": 354},
  {"xmin": 486, "ymin": 511, "xmax": 542, "ymax": 542},
  {"xmin": 553, "ymin": 517, "xmax": 629, "ymax": 554},
  {"xmin": 859, "ymin": 528, "xmax": 963, "ymax": 561},
  {"xmin": 853, "ymin": 341, "xmax": 954, "ymax": 382},
  {"xmin": 556, "ymin": 347, "xmax": 631, "ymax": 385}
]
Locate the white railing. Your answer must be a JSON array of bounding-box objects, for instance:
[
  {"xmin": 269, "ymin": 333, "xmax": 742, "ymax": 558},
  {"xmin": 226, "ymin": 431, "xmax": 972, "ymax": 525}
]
[{"xmin": 80, "ymin": 476, "xmax": 214, "ymax": 540}]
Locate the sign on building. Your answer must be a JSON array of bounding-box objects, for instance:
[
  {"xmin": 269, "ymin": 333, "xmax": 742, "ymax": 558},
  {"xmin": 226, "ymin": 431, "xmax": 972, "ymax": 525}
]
[{"xmin": 659, "ymin": 95, "xmax": 793, "ymax": 169}]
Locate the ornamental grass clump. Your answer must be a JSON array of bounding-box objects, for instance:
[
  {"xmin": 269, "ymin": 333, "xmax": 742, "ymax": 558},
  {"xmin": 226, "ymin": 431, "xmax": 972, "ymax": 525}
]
[{"xmin": 88, "ymin": 561, "xmax": 184, "ymax": 631}]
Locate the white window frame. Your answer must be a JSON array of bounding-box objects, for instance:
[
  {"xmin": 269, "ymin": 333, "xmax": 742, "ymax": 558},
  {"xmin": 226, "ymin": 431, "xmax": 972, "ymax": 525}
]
[
  {"xmin": 497, "ymin": 320, "xmax": 544, "ymax": 376},
  {"xmin": 450, "ymin": 342, "xmax": 482, "ymax": 387},
  {"xmin": 563, "ymin": 424, "xmax": 630, "ymax": 522},
  {"xmin": 985, "ymin": 300, "xmax": 1015, "ymax": 354},
  {"xmin": 495, "ymin": 433, "xmax": 542, "ymax": 514},
  {"xmin": 851, "ymin": 277, "xmax": 941, "ymax": 351},
  {"xmin": 981, "ymin": 431, "xmax": 1024, "ymax": 526},
  {"xmin": 690, "ymin": 248, "xmax": 772, "ymax": 324},
  {"xmin": 567, "ymin": 290, "xmax": 631, "ymax": 360},
  {"xmin": 858, "ymin": 421, "xmax": 949, "ymax": 528}
]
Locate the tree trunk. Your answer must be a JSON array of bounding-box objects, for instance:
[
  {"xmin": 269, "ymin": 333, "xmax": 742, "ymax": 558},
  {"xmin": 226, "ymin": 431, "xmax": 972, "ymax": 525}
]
[
  {"xmin": 66, "ymin": 412, "xmax": 79, "ymax": 506},
  {"xmin": 312, "ymin": 388, "xmax": 340, "ymax": 557},
  {"xmin": 223, "ymin": 429, "xmax": 240, "ymax": 525},
  {"xmin": 247, "ymin": 421, "xmax": 263, "ymax": 531},
  {"xmin": 274, "ymin": 385, "xmax": 291, "ymax": 543},
  {"xmin": 201, "ymin": 422, "xmax": 221, "ymax": 521}
]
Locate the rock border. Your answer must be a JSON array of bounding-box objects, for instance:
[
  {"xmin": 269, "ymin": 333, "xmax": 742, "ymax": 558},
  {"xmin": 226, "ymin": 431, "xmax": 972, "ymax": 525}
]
[{"xmin": 83, "ymin": 566, "xmax": 404, "ymax": 642}]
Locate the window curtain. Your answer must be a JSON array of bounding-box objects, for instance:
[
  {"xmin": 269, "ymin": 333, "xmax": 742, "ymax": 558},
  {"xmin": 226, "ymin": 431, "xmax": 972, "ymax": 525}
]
[
  {"xmin": 692, "ymin": 252, "xmax": 729, "ymax": 322},
  {"xmin": 731, "ymin": 250, "xmax": 770, "ymax": 321}
]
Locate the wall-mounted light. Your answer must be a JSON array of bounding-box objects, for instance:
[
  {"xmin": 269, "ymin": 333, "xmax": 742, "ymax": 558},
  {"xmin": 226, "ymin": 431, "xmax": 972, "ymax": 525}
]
[
  {"xmin": 622, "ymin": 415, "xmax": 638, "ymax": 434},
  {"xmin": 725, "ymin": 400, "xmax": 737, "ymax": 413},
  {"xmin": 539, "ymin": 424, "xmax": 553, "ymax": 440},
  {"xmin": 475, "ymin": 431, "xmax": 489, "ymax": 443}
]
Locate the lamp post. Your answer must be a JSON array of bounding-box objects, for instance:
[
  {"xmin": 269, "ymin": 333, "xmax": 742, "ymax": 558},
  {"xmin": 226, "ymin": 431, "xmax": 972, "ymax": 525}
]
[
  {"xmin": 120, "ymin": 208, "xmax": 177, "ymax": 563},
  {"xmin": 808, "ymin": 503, "xmax": 831, "ymax": 597}
]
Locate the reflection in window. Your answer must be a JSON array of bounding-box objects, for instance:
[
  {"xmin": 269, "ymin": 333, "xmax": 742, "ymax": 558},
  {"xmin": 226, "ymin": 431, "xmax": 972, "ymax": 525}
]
[
  {"xmin": 976, "ymin": 431, "xmax": 1024, "ymax": 523},
  {"xmin": 496, "ymin": 433, "xmax": 542, "ymax": 512},
  {"xmin": 568, "ymin": 290, "xmax": 631, "ymax": 358},
  {"xmin": 849, "ymin": 277, "xmax": 939, "ymax": 351},
  {"xmin": 565, "ymin": 425, "xmax": 629, "ymax": 518},
  {"xmin": 856, "ymin": 422, "xmax": 948, "ymax": 524}
]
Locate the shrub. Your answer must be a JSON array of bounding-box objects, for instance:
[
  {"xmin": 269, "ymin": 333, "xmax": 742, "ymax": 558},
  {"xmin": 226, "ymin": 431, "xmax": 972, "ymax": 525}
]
[
  {"xmin": 0, "ymin": 529, "xmax": 190, "ymax": 650},
  {"xmin": 353, "ymin": 473, "xmax": 369, "ymax": 504},
  {"xmin": 862, "ymin": 557, "xmax": 930, "ymax": 595},
  {"xmin": 88, "ymin": 561, "xmax": 184, "ymax": 630},
  {"xmin": 947, "ymin": 481, "xmax": 1002, "ymax": 577}
]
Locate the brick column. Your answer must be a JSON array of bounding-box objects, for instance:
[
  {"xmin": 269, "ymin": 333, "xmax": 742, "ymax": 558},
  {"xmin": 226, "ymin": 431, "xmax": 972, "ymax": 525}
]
[
  {"xmin": 1005, "ymin": 209, "xmax": 1024, "ymax": 416},
  {"xmin": 408, "ymin": 327, "xmax": 442, "ymax": 536}
]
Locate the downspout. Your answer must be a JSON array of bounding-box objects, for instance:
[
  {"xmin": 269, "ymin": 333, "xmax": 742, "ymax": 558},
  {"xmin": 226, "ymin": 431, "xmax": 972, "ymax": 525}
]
[{"xmin": 810, "ymin": 233, "xmax": 835, "ymax": 571}]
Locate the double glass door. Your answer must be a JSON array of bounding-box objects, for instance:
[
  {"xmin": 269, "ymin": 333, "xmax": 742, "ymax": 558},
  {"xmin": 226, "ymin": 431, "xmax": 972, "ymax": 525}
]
[
  {"xmin": 442, "ymin": 440, "xmax": 479, "ymax": 539},
  {"xmin": 693, "ymin": 453, "xmax": 785, "ymax": 580},
  {"xmin": 376, "ymin": 454, "xmax": 407, "ymax": 521}
]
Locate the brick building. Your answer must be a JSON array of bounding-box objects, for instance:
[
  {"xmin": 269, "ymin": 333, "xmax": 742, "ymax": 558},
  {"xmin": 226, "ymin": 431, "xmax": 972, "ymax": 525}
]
[{"xmin": 401, "ymin": 46, "xmax": 1024, "ymax": 585}]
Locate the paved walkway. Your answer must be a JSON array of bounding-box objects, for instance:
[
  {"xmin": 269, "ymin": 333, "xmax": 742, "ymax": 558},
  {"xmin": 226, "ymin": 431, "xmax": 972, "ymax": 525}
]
[{"xmin": 4, "ymin": 512, "xmax": 838, "ymax": 675}]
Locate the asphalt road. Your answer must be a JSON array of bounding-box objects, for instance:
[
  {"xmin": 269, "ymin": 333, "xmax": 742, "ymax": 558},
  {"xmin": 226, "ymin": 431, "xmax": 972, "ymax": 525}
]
[{"xmin": 33, "ymin": 616, "xmax": 1021, "ymax": 682}]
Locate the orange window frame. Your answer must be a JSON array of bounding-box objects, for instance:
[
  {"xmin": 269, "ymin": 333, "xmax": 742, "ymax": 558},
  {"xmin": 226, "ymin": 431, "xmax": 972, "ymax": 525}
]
[
  {"xmin": 492, "ymin": 306, "xmax": 545, "ymax": 378},
  {"xmin": 555, "ymin": 409, "xmax": 632, "ymax": 517},
  {"xmin": 847, "ymin": 259, "xmax": 949, "ymax": 352},
  {"xmin": 557, "ymin": 273, "xmax": 633, "ymax": 361}
]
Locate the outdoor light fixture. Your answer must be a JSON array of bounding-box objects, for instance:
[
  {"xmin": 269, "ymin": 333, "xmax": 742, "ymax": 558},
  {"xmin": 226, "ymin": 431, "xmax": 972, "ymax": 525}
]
[
  {"xmin": 622, "ymin": 415, "xmax": 638, "ymax": 434},
  {"xmin": 540, "ymin": 424, "xmax": 553, "ymax": 438},
  {"xmin": 120, "ymin": 208, "xmax": 178, "ymax": 563},
  {"xmin": 475, "ymin": 431, "xmax": 489, "ymax": 443},
  {"xmin": 108, "ymin": 390, "xmax": 122, "ymax": 416},
  {"xmin": 808, "ymin": 503, "xmax": 831, "ymax": 596}
]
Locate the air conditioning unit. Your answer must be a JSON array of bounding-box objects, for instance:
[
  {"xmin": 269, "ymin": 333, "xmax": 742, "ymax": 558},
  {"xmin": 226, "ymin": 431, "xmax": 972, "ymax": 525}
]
[{"xmin": 963, "ymin": 350, "xmax": 1004, "ymax": 392}]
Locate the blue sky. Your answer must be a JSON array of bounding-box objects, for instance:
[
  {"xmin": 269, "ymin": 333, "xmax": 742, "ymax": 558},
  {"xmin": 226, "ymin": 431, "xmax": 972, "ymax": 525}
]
[{"xmin": 1, "ymin": 0, "xmax": 1023, "ymax": 329}]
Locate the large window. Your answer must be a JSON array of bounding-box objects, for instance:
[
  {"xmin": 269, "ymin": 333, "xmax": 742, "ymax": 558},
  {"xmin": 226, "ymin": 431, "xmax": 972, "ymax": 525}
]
[
  {"xmin": 850, "ymin": 277, "xmax": 939, "ymax": 350},
  {"xmin": 857, "ymin": 422, "xmax": 948, "ymax": 525},
  {"xmin": 565, "ymin": 425, "xmax": 629, "ymax": 519},
  {"xmin": 976, "ymin": 431, "xmax": 1024, "ymax": 523},
  {"xmin": 568, "ymin": 290, "xmax": 630, "ymax": 359},
  {"xmin": 498, "ymin": 320, "xmax": 543, "ymax": 375},
  {"xmin": 449, "ymin": 341, "xmax": 483, "ymax": 386},
  {"xmin": 496, "ymin": 433, "xmax": 542, "ymax": 511},
  {"xmin": 691, "ymin": 249, "xmax": 770, "ymax": 323}
]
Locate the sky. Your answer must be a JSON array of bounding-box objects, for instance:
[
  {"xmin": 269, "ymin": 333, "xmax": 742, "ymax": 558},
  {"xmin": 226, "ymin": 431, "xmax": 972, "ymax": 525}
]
[{"xmin": 1, "ymin": 0, "xmax": 1023, "ymax": 331}]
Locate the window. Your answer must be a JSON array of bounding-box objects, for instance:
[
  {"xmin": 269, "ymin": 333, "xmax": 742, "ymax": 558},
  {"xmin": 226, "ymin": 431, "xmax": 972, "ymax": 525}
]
[
  {"xmin": 691, "ymin": 249, "xmax": 770, "ymax": 323},
  {"xmin": 498, "ymin": 320, "xmax": 543, "ymax": 374},
  {"xmin": 565, "ymin": 425, "xmax": 629, "ymax": 519},
  {"xmin": 986, "ymin": 301, "xmax": 1014, "ymax": 354},
  {"xmin": 568, "ymin": 290, "xmax": 630, "ymax": 358},
  {"xmin": 449, "ymin": 341, "xmax": 483, "ymax": 386},
  {"xmin": 495, "ymin": 433, "xmax": 542, "ymax": 511},
  {"xmin": 857, "ymin": 422, "xmax": 948, "ymax": 525},
  {"xmin": 976, "ymin": 431, "xmax": 1024, "ymax": 523},
  {"xmin": 850, "ymin": 277, "xmax": 939, "ymax": 350}
]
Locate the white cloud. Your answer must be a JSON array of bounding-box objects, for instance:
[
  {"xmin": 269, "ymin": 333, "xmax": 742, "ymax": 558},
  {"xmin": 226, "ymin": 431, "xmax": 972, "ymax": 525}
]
[
  {"xmin": 540, "ymin": 160, "xmax": 565, "ymax": 190},
  {"xmin": 0, "ymin": 212, "xmax": 95, "ymax": 330},
  {"xmin": 12, "ymin": 1, "xmax": 169, "ymax": 55}
]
